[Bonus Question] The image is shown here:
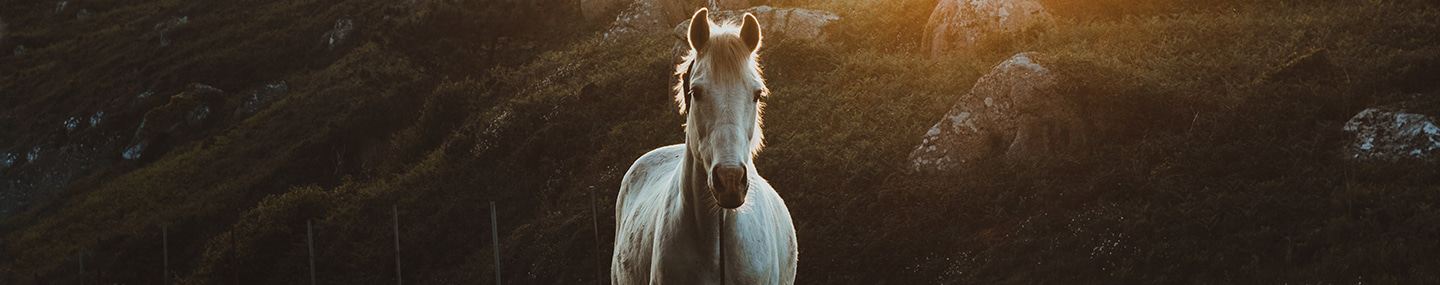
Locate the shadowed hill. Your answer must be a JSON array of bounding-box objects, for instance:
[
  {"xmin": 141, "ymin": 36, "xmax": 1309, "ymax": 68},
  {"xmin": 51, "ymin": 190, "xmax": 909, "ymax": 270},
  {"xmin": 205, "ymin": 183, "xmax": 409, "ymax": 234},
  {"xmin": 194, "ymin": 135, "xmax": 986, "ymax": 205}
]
[{"xmin": 3, "ymin": 0, "xmax": 1440, "ymax": 284}]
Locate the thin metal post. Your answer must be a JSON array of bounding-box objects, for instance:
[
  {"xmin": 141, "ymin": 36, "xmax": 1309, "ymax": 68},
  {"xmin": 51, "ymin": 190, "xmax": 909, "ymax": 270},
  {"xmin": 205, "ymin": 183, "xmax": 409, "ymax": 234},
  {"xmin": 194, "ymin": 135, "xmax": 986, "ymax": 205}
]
[
  {"xmin": 491, "ymin": 201, "xmax": 501, "ymax": 285},
  {"xmin": 233, "ymin": 227, "xmax": 239, "ymax": 285},
  {"xmin": 308, "ymin": 219, "xmax": 316, "ymax": 285},
  {"xmin": 394, "ymin": 205, "xmax": 402, "ymax": 285},
  {"xmin": 589, "ymin": 186, "xmax": 603, "ymax": 284},
  {"xmin": 163, "ymin": 226, "xmax": 169, "ymax": 285}
]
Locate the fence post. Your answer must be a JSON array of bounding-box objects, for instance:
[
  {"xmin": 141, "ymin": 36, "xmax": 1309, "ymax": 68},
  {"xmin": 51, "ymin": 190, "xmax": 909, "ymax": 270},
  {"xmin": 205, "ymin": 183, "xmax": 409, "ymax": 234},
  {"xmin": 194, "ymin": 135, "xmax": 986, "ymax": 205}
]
[
  {"xmin": 590, "ymin": 186, "xmax": 603, "ymax": 284},
  {"xmin": 394, "ymin": 205, "xmax": 402, "ymax": 285},
  {"xmin": 308, "ymin": 219, "xmax": 316, "ymax": 285},
  {"xmin": 233, "ymin": 226, "xmax": 239, "ymax": 285},
  {"xmin": 163, "ymin": 226, "xmax": 169, "ymax": 285},
  {"xmin": 491, "ymin": 201, "xmax": 501, "ymax": 285}
]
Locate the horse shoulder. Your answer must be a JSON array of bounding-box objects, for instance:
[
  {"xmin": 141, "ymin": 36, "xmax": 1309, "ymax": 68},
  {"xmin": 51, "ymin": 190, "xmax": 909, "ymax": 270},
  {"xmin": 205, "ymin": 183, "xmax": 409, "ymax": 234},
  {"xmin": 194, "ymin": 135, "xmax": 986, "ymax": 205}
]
[
  {"xmin": 614, "ymin": 144, "xmax": 686, "ymax": 284},
  {"xmin": 617, "ymin": 144, "xmax": 685, "ymax": 213}
]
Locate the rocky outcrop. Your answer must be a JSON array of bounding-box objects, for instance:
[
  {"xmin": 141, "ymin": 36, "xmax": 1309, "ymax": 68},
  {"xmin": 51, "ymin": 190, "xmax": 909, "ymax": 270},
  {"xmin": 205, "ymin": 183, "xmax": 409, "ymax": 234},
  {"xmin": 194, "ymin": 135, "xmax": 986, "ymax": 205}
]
[
  {"xmin": 585, "ymin": 0, "xmax": 738, "ymax": 21},
  {"xmin": 123, "ymin": 84, "xmax": 226, "ymax": 161},
  {"xmin": 582, "ymin": 0, "xmax": 630, "ymax": 20},
  {"xmin": 923, "ymin": 0, "xmax": 1049, "ymax": 59},
  {"xmin": 322, "ymin": 18, "xmax": 354, "ymax": 50},
  {"xmin": 669, "ymin": 6, "xmax": 839, "ymax": 61},
  {"xmin": 603, "ymin": 0, "xmax": 705, "ymax": 41},
  {"xmin": 911, "ymin": 52, "xmax": 1092, "ymax": 172},
  {"xmin": 153, "ymin": 16, "xmax": 189, "ymax": 46},
  {"xmin": 710, "ymin": 0, "xmax": 750, "ymax": 10},
  {"xmin": 235, "ymin": 81, "xmax": 290, "ymax": 117},
  {"xmin": 1342, "ymin": 107, "xmax": 1440, "ymax": 161}
]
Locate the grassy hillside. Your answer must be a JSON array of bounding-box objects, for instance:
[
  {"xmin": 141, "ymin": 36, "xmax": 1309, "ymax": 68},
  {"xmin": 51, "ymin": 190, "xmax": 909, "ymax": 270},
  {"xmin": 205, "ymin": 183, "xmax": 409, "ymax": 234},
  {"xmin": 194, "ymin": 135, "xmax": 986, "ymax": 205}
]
[{"xmin": 2, "ymin": 0, "xmax": 1439, "ymax": 283}]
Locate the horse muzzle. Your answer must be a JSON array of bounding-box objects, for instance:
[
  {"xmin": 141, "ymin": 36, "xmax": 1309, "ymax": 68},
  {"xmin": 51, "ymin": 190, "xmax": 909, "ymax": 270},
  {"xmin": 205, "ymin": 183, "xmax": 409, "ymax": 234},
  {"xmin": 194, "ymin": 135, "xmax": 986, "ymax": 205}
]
[{"xmin": 711, "ymin": 164, "xmax": 749, "ymax": 209}]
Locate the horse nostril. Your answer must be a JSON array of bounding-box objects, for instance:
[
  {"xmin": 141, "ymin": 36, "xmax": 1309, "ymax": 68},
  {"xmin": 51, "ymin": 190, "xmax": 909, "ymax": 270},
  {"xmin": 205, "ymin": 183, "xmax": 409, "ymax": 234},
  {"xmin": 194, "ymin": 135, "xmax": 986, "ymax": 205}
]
[
  {"xmin": 715, "ymin": 165, "xmax": 745, "ymax": 189},
  {"xmin": 712, "ymin": 164, "xmax": 749, "ymax": 208}
]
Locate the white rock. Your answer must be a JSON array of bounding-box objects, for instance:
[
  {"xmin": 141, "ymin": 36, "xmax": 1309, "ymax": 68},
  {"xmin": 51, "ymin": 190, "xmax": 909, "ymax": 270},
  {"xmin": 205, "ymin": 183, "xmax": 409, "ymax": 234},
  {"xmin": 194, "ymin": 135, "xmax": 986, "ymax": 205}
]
[
  {"xmin": 668, "ymin": 6, "xmax": 839, "ymax": 61},
  {"xmin": 910, "ymin": 52, "xmax": 1092, "ymax": 172},
  {"xmin": 323, "ymin": 19, "xmax": 354, "ymax": 50},
  {"xmin": 1342, "ymin": 108, "xmax": 1440, "ymax": 161},
  {"xmin": 672, "ymin": 6, "xmax": 838, "ymax": 43},
  {"xmin": 603, "ymin": 0, "xmax": 703, "ymax": 42},
  {"xmin": 89, "ymin": 110, "xmax": 104, "ymax": 127},
  {"xmin": 923, "ymin": 0, "xmax": 1049, "ymax": 59},
  {"xmin": 64, "ymin": 117, "xmax": 81, "ymax": 132},
  {"xmin": 236, "ymin": 81, "xmax": 290, "ymax": 116}
]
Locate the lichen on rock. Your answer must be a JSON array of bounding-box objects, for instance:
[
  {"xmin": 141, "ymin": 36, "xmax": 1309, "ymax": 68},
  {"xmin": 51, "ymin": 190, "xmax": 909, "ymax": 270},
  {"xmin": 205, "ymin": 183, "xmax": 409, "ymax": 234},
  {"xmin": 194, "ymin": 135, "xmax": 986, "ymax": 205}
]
[{"xmin": 1342, "ymin": 107, "xmax": 1440, "ymax": 161}]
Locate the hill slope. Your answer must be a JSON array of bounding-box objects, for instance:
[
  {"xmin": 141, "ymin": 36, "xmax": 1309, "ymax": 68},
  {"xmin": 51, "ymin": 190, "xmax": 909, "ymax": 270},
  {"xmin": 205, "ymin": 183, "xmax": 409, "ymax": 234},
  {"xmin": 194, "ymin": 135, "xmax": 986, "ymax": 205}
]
[{"xmin": 3, "ymin": 0, "xmax": 1440, "ymax": 284}]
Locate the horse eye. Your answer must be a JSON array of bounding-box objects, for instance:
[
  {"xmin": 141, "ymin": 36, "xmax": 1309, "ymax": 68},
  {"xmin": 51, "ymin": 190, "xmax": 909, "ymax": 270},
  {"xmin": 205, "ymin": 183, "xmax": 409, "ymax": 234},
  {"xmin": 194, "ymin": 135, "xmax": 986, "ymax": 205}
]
[{"xmin": 690, "ymin": 88, "xmax": 703, "ymax": 102}]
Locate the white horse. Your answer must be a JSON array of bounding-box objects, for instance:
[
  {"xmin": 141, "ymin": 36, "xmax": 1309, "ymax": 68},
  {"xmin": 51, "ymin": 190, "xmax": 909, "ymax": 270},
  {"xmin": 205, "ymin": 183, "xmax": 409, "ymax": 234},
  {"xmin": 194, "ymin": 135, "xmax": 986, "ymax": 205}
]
[{"xmin": 612, "ymin": 8, "xmax": 798, "ymax": 285}]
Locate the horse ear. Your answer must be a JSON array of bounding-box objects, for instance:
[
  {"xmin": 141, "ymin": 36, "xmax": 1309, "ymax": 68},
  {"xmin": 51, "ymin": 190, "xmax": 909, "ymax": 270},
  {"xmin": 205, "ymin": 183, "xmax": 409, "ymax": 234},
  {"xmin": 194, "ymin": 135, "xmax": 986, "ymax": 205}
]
[
  {"xmin": 688, "ymin": 8, "xmax": 710, "ymax": 52},
  {"xmin": 741, "ymin": 13, "xmax": 762, "ymax": 53}
]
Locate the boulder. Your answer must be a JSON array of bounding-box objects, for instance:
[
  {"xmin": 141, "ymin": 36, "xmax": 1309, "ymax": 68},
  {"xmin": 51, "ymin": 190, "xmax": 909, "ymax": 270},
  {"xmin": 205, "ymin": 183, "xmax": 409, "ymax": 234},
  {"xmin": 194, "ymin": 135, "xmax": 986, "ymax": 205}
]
[
  {"xmin": 669, "ymin": 6, "xmax": 839, "ymax": 61},
  {"xmin": 1342, "ymin": 107, "xmax": 1440, "ymax": 161},
  {"xmin": 235, "ymin": 81, "xmax": 291, "ymax": 117},
  {"xmin": 923, "ymin": 0, "xmax": 1049, "ymax": 59},
  {"xmin": 910, "ymin": 52, "xmax": 1092, "ymax": 172},
  {"xmin": 603, "ymin": 0, "xmax": 705, "ymax": 42},
  {"xmin": 322, "ymin": 18, "xmax": 354, "ymax": 50}
]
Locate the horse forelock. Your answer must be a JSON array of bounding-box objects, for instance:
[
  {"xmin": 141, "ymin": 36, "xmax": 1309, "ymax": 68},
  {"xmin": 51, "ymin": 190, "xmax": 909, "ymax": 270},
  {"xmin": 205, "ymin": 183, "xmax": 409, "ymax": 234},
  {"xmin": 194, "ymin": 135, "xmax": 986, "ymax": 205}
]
[
  {"xmin": 674, "ymin": 21, "xmax": 766, "ymax": 112},
  {"xmin": 674, "ymin": 20, "xmax": 768, "ymax": 155}
]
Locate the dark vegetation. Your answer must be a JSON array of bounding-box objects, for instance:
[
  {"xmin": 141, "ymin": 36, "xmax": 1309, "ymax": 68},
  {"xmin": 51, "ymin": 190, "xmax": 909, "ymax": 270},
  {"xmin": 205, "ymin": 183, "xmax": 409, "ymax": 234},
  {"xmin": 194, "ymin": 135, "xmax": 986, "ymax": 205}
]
[{"xmin": 2, "ymin": 0, "xmax": 1439, "ymax": 283}]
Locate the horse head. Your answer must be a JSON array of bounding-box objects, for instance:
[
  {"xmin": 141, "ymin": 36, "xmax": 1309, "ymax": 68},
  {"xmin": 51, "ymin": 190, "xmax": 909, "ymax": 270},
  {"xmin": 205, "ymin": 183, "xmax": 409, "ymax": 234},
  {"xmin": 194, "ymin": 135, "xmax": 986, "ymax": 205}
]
[{"xmin": 678, "ymin": 8, "xmax": 767, "ymax": 209}]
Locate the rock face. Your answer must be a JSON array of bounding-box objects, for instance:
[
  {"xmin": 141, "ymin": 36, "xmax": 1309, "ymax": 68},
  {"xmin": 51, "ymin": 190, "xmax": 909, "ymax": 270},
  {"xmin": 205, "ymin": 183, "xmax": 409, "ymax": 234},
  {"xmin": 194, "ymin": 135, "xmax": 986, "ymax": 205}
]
[
  {"xmin": 582, "ymin": 0, "xmax": 629, "ymax": 20},
  {"xmin": 235, "ymin": 81, "xmax": 290, "ymax": 117},
  {"xmin": 322, "ymin": 18, "xmax": 354, "ymax": 50},
  {"xmin": 911, "ymin": 52, "xmax": 1091, "ymax": 171},
  {"xmin": 124, "ymin": 84, "xmax": 226, "ymax": 161},
  {"xmin": 1342, "ymin": 108, "xmax": 1440, "ymax": 161},
  {"xmin": 710, "ymin": 0, "xmax": 750, "ymax": 10},
  {"xmin": 603, "ymin": 0, "xmax": 705, "ymax": 41},
  {"xmin": 669, "ymin": 6, "xmax": 839, "ymax": 61},
  {"xmin": 153, "ymin": 16, "xmax": 189, "ymax": 46},
  {"xmin": 923, "ymin": 0, "xmax": 1049, "ymax": 59}
]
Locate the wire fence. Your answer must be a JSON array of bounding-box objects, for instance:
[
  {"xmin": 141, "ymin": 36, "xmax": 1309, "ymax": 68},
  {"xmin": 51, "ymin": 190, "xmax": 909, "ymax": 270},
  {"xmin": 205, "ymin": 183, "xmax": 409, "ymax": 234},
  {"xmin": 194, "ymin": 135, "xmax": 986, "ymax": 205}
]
[{"xmin": 51, "ymin": 201, "xmax": 536, "ymax": 285}]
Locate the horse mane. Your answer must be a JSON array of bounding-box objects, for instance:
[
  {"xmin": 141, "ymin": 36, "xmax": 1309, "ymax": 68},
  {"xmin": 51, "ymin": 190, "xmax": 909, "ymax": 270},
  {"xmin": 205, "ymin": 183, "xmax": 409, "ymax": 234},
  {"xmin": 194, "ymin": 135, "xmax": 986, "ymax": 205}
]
[{"xmin": 673, "ymin": 17, "xmax": 769, "ymax": 156}]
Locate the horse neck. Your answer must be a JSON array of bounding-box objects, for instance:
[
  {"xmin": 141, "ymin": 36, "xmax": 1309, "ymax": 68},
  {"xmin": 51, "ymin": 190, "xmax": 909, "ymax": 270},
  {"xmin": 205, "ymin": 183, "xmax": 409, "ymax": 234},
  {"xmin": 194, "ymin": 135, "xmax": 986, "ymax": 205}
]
[{"xmin": 677, "ymin": 146, "xmax": 724, "ymax": 262}]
